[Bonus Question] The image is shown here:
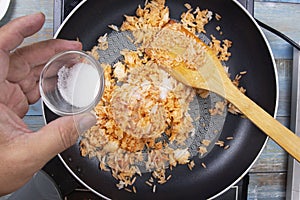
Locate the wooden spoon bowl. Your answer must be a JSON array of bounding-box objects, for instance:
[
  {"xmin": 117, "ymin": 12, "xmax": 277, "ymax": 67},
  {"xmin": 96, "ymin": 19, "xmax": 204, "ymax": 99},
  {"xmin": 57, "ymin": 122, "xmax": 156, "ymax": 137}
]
[{"xmin": 146, "ymin": 22, "xmax": 300, "ymax": 162}]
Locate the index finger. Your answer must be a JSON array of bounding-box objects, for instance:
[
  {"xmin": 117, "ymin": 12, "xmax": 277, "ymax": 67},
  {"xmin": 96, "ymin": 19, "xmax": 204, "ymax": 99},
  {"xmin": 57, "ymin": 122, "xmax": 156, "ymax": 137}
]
[
  {"xmin": 0, "ymin": 12, "xmax": 45, "ymax": 53},
  {"xmin": 8, "ymin": 39, "xmax": 82, "ymax": 82}
]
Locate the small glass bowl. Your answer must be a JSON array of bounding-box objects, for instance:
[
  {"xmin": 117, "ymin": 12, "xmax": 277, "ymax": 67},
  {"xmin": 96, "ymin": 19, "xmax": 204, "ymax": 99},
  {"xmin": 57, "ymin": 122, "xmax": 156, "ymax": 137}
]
[{"xmin": 39, "ymin": 50, "xmax": 105, "ymax": 116}]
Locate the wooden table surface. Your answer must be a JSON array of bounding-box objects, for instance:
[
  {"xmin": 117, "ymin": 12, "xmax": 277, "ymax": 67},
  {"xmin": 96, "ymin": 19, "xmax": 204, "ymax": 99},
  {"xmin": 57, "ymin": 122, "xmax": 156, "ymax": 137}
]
[{"xmin": 1, "ymin": 0, "xmax": 300, "ymax": 199}]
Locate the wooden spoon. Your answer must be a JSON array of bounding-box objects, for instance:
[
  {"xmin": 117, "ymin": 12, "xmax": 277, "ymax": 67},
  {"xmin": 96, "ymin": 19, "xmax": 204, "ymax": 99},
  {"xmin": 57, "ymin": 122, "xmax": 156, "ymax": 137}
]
[{"xmin": 145, "ymin": 22, "xmax": 300, "ymax": 162}]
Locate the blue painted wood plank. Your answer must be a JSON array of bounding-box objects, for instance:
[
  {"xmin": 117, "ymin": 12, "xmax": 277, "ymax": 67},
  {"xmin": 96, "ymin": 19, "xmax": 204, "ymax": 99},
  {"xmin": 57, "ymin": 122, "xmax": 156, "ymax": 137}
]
[
  {"xmin": 250, "ymin": 116, "xmax": 288, "ymax": 173},
  {"xmin": 257, "ymin": 0, "xmax": 300, "ymax": 3},
  {"xmin": 26, "ymin": 100, "xmax": 43, "ymax": 116},
  {"xmin": 23, "ymin": 116, "xmax": 45, "ymax": 131},
  {"xmin": 254, "ymin": 2, "xmax": 300, "ymax": 59}
]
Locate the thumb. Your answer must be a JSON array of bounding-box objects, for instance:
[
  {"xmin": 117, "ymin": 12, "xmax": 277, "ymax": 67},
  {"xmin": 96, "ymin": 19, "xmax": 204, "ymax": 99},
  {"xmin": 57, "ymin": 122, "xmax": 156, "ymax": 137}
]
[{"xmin": 29, "ymin": 112, "xmax": 96, "ymax": 160}]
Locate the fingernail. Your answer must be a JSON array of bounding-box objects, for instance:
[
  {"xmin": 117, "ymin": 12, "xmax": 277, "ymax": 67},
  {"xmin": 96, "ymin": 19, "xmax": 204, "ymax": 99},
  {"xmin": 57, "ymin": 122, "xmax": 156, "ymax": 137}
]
[
  {"xmin": 29, "ymin": 12, "xmax": 43, "ymax": 16},
  {"xmin": 28, "ymin": 12, "xmax": 45, "ymax": 19},
  {"xmin": 75, "ymin": 112, "xmax": 97, "ymax": 135}
]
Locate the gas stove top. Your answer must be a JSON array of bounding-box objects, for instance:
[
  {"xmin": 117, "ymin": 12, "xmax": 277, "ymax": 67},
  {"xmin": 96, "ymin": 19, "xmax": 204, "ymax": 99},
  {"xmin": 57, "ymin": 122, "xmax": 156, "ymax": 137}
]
[{"xmin": 46, "ymin": 0, "xmax": 254, "ymax": 199}]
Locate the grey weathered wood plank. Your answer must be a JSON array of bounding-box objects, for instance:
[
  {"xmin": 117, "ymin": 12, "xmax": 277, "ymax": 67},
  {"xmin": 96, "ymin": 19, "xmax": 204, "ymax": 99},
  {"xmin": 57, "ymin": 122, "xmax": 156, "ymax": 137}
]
[
  {"xmin": 248, "ymin": 172, "xmax": 286, "ymax": 199},
  {"xmin": 276, "ymin": 59, "xmax": 292, "ymax": 117},
  {"xmin": 250, "ymin": 139, "xmax": 288, "ymax": 173}
]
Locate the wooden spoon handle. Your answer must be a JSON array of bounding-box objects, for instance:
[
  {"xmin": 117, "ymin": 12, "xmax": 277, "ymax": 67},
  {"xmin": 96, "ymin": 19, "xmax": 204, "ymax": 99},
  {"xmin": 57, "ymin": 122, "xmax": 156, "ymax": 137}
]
[{"xmin": 226, "ymin": 84, "xmax": 300, "ymax": 162}]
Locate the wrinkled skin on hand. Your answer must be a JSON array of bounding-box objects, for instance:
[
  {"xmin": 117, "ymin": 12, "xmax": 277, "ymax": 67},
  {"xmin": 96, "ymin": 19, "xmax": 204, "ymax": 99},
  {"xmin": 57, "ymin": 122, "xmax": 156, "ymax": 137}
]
[{"xmin": 0, "ymin": 13, "xmax": 97, "ymax": 195}]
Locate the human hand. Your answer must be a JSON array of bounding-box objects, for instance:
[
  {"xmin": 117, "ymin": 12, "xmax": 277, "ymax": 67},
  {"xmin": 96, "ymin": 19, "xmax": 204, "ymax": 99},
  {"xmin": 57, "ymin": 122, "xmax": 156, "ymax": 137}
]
[{"xmin": 0, "ymin": 13, "xmax": 97, "ymax": 195}]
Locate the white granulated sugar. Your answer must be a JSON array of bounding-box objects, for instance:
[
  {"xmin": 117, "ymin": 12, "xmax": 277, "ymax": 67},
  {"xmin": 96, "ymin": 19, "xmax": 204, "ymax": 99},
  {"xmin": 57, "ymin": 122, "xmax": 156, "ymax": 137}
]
[{"xmin": 57, "ymin": 63, "xmax": 100, "ymax": 108}]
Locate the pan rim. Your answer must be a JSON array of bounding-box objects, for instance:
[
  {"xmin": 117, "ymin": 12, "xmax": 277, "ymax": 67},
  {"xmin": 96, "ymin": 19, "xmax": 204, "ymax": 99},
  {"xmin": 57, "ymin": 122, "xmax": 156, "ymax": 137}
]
[{"xmin": 44, "ymin": 0, "xmax": 279, "ymax": 199}]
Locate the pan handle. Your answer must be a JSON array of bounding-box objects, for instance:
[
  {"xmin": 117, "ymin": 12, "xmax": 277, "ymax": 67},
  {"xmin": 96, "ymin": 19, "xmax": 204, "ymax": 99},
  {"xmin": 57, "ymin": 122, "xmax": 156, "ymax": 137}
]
[{"xmin": 255, "ymin": 18, "xmax": 300, "ymax": 51}]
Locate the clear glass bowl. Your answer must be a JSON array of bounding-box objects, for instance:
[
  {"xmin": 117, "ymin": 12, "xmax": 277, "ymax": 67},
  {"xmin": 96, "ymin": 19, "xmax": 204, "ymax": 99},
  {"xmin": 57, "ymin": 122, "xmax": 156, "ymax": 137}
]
[{"xmin": 39, "ymin": 50, "xmax": 105, "ymax": 116}]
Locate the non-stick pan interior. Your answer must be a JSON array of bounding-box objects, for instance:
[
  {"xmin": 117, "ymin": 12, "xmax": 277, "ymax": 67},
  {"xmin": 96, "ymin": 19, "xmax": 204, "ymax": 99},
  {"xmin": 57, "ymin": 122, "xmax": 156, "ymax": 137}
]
[{"xmin": 44, "ymin": 0, "xmax": 277, "ymax": 199}]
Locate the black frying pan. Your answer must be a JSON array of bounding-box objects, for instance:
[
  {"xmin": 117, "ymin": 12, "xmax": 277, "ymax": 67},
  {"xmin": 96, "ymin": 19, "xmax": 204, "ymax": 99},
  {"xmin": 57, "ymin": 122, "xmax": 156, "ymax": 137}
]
[{"xmin": 43, "ymin": 0, "xmax": 277, "ymax": 199}]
